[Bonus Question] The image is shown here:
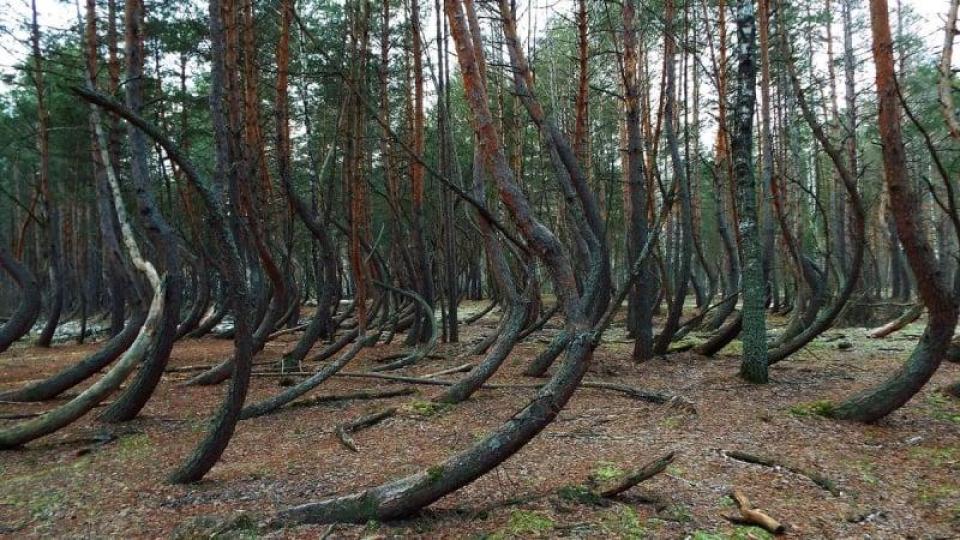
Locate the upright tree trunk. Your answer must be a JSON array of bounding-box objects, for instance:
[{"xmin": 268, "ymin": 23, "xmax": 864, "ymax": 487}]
[
  {"xmin": 731, "ymin": 0, "xmax": 767, "ymax": 383},
  {"xmin": 30, "ymin": 0, "xmax": 64, "ymax": 349},
  {"xmin": 623, "ymin": 0, "xmax": 655, "ymax": 361},
  {"xmin": 408, "ymin": 0, "xmax": 435, "ymax": 344},
  {"xmin": 758, "ymin": 0, "xmax": 776, "ymax": 307},
  {"xmin": 653, "ymin": 0, "xmax": 693, "ymax": 354}
]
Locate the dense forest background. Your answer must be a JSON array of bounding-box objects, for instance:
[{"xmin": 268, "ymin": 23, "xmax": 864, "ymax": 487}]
[{"xmin": 1, "ymin": 0, "xmax": 960, "ymax": 537}]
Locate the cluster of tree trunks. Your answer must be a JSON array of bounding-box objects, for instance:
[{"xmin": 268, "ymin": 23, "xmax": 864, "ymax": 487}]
[{"xmin": 2, "ymin": 0, "xmax": 960, "ymax": 527}]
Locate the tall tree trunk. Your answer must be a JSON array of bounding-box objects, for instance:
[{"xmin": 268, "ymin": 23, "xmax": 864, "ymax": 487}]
[
  {"xmin": 30, "ymin": 0, "xmax": 63, "ymax": 349},
  {"xmin": 653, "ymin": 0, "xmax": 693, "ymax": 354},
  {"xmin": 730, "ymin": 0, "xmax": 767, "ymax": 383},
  {"xmin": 623, "ymin": 0, "xmax": 655, "ymax": 361},
  {"xmin": 408, "ymin": 0, "xmax": 435, "ymax": 344},
  {"xmin": 99, "ymin": 0, "xmax": 183, "ymax": 423},
  {"xmin": 758, "ymin": 0, "xmax": 776, "ymax": 308},
  {"xmin": 831, "ymin": 0, "xmax": 958, "ymax": 422}
]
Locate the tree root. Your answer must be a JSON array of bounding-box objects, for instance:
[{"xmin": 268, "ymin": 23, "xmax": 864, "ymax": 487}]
[
  {"xmin": 335, "ymin": 408, "xmax": 397, "ymax": 452},
  {"xmin": 724, "ymin": 449, "xmax": 839, "ymax": 496}
]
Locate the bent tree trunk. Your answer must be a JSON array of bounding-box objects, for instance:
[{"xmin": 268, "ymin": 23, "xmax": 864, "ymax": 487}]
[
  {"xmin": 0, "ymin": 309, "xmax": 145, "ymax": 402},
  {"xmin": 77, "ymin": 76, "xmax": 255, "ymax": 483},
  {"xmin": 166, "ymin": 0, "xmax": 259, "ymax": 483},
  {"xmin": 830, "ymin": 0, "xmax": 958, "ymax": 422},
  {"xmin": 434, "ymin": 299, "xmax": 526, "ymax": 404},
  {"xmin": 277, "ymin": 329, "xmax": 597, "ymax": 524},
  {"xmin": 276, "ymin": 0, "xmax": 602, "ymax": 523},
  {"xmin": 0, "ymin": 79, "xmax": 166, "ymax": 449},
  {"xmin": 0, "ymin": 244, "xmax": 42, "ymax": 353},
  {"xmin": 98, "ymin": 0, "xmax": 183, "ymax": 423},
  {"xmin": 768, "ymin": 8, "xmax": 867, "ymax": 367},
  {"xmin": 0, "ymin": 280, "xmax": 165, "ymax": 449},
  {"xmin": 240, "ymin": 332, "xmax": 375, "ymax": 419},
  {"xmin": 0, "ymin": 30, "xmax": 171, "ymax": 448},
  {"xmin": 867, "ymin": 304, "xmax": 922, "ymax": 339},
  {"xmin": 176, "ymin": 255, "xmax": 211, "ymax": 338}
]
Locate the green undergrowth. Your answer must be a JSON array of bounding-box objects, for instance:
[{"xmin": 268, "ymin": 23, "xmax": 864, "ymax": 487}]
[
  {"xmin": 483, "ymin": 510, "xmax": 555, "ymax": 538},
  {"xmin": 592, "ymin": 461, "xmax": 625, "ymax": 483},
  {"xmin": 788, "ymin": 399, "xmax": 835, "ymax": 418},
  {"xmin": 689, "ymin": 525, "xmax": 776, "ymax": 540},
  {"xmin": 599, "ymin": 504, "xmax": 647, "ymax": 538},
  {"xmin": 557, "ymin": 484, "xmax": 604, "ymax": 506},
  {"xmin": 926, "ymin": 393, "xmax": 960, "ymax": 424},
  {"xmin": 408, "ymin": 399, "xmax": 451, "ymax": 417}
]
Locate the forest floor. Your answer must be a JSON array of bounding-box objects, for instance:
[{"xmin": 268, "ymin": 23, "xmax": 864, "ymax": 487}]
[{"xmin": 1, "ymin": 303, "xmax": 959, "ymax": 539}]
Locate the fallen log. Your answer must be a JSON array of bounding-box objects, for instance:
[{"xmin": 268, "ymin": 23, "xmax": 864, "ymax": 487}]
[
  {"xmin": 867, "ymin": 304, "xmax": 922, "ymax": 339},
  {"xmin": 335, "ymin": 408, "xmax": 397, "ymax": 452}
]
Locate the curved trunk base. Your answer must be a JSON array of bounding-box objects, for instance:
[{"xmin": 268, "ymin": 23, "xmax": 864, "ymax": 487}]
[
  {"xmin": 694, "ymin": 312, "xmax": 743, "ymax": 357},
  {"xmin": 0, "ymin": 310, "xmax": 145, "ymax": 402},
  {"xmin": 275, "ymin": 330, "xmax": 596, "ymax": 525},
  {"xmin": 831, "ymin": 315, "xmax": 955, "ymax": 423}
]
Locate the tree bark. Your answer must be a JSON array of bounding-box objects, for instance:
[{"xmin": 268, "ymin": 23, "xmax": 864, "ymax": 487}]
[
  {"xmin": 730, "ymin": 0, "xmax": 767, "ymax": 383},
  {"xmin": 831, "ymin": 0, "xmax": 958, "ymax": 422},
  {"xmin": 0, "ymin": 244, "xmax": 41, "ymax": 353}
]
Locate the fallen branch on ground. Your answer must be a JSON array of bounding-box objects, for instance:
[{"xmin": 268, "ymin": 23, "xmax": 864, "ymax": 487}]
[
  {"xmin": 268, "ymin": 323, "xmax": 309, "ymax": 341},
  {"xmin": 335, "ymin": 408, "xmax": 397, "ymax": 452},
  {"xmin": 423, "ymin": 363, "xmax": 474, "ymax": 378},
  {"xmin": 166, "ymin": 360, "xmax": 274, "ymax": 374},
  {"xmin": 598, "ymin": 451, "xmax": 676, "ymax": 497},
  {"xmin": 725, "ymin": 489, "xmax": 786, "ymax": 534},
  {"xmin": 725, "ymin": 450, "xmax": 839, "ymax": 495},
  {"xmin": 253, "ymin": 369, "xmax": 689, "ymax": 406},
  {"xmin": 290, "ymin": 387, "xmax": 416, "ymax": 410}
]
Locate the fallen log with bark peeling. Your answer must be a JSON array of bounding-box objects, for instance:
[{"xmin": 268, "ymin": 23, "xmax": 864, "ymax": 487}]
[{"xmin": 725, "ymin": 489, "xmax": 786, "ymax": 534}]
